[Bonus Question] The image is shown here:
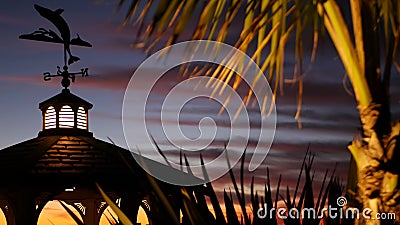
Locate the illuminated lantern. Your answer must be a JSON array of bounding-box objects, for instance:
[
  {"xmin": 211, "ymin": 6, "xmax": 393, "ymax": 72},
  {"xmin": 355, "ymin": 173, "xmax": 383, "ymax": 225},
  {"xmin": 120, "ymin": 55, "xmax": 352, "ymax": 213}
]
[{"xmin": 39, "ymin": 89, "xmax": 93, "ymax": 136}]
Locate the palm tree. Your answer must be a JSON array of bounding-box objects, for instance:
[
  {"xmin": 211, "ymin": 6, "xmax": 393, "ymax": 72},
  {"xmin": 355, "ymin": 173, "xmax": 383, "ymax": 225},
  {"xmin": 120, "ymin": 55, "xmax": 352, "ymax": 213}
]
[{"xmin": 117, "ymin": 0, "xmax": 399, "ymax": 224}]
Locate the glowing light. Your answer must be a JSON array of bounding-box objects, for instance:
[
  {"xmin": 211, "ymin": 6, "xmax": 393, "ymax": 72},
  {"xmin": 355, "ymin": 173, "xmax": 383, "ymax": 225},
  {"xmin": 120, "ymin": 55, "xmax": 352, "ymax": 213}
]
[
  {"xmin": 37, "ymin": 201, "xmax": 83, "ymax": 225},
  {"xmin": 44, "ymin": 106, "xmax": 56, "ymax": 129},
  {"xmin": 59, "ymin": 105, "xmax": 74, "ymax": 128},
  {"xmin": 137, "ymin": 206, "xmax": 149, "ymax": 225},
  {"xmin": 77, "ymin": 106, "xmax": 87, "ymax": 130},
  {"xmin": 98, "ymin": 205, "xmax": 149, "ymax": 225},
  {"xmin": 0, "ymin": 208, "xmax": 6, "ymax": 225}
]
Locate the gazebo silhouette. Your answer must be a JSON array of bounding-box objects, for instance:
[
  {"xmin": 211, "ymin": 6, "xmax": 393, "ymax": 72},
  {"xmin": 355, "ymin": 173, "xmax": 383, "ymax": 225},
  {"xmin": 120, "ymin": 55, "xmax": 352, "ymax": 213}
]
[
  {"xmin": 0, "ymin": 86, "xmax": 204, "ymax": 225},
  {"xmin": 0, "ymin": 5, "xmax": 203, "ymax": 225}
]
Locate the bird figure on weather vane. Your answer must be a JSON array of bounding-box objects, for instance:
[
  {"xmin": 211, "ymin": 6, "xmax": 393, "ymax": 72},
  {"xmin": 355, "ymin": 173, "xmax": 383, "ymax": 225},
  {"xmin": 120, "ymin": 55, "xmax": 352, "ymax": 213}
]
[{"xmin": 19, "ymin": 4, "xmax": 92, "ymax": 89}]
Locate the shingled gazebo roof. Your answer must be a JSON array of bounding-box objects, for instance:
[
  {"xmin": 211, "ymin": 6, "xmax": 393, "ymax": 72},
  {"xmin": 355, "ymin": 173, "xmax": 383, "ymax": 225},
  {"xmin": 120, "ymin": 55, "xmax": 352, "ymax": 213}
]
[{"xmin": 0, "ymin": 135, "xmax": 202, "ymax": 187}]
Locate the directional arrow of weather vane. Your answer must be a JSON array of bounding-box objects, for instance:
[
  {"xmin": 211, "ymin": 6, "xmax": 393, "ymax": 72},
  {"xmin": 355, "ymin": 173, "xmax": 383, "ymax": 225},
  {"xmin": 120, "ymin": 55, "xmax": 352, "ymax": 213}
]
[{"xmin": 19, "ymin": 4, "xmax": 93, "ymax": 88}]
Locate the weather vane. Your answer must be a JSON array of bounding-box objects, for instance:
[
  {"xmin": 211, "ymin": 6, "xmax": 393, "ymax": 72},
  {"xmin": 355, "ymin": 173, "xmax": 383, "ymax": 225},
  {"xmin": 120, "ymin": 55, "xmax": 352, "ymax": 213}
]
[{"xmin": 19, "ymin": 4, "xmax": 92, "ymax": 89}]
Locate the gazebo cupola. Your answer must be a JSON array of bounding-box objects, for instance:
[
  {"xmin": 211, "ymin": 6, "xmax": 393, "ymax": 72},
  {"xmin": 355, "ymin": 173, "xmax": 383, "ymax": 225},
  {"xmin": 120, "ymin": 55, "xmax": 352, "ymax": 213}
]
[{"xmin": 38, "ymin": 87, "xmax": 93, "ymax": 137}]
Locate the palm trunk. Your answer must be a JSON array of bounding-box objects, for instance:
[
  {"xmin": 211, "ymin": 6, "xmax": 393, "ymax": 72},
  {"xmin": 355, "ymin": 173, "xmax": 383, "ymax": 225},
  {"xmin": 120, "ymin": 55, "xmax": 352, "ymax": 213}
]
[
  {"xmin": 321, "ymin": 1, "xmax": 400, "ymax": 224},
  {"xmin": 349, "ymin": 104, "xmax": 400, "ymax": 225},
  {"xmin": 349, "ymin": 1, "xmax": 400, "ymax": 223}
]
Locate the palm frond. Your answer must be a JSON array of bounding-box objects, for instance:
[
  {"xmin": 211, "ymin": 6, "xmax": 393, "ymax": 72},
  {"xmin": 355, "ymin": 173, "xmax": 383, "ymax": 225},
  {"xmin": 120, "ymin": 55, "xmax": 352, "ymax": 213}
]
[
  {"xmin": 96, "ymin": 184, "xmax": 134, "ymax": 225},
  {"xmin": 58, "ymin": 201, "xmax": 85, "ymax": 225},
  {"xmin": 120, "ymin": 0, "xmax": 398, "ymax": 122}
]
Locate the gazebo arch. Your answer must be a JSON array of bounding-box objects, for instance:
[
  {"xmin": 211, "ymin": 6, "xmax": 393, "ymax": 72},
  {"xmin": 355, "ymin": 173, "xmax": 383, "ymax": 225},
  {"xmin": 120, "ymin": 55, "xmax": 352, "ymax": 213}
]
[{"xmin": 37, "ymin": 200, "xmax": 84, "ymax": 224}]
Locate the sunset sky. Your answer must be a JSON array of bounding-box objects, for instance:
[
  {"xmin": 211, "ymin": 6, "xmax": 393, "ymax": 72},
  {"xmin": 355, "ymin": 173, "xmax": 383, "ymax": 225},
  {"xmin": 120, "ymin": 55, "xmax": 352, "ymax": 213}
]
[{"xmin": 1, "ymin": 0, "xmax": 399, "ymax": 224}]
